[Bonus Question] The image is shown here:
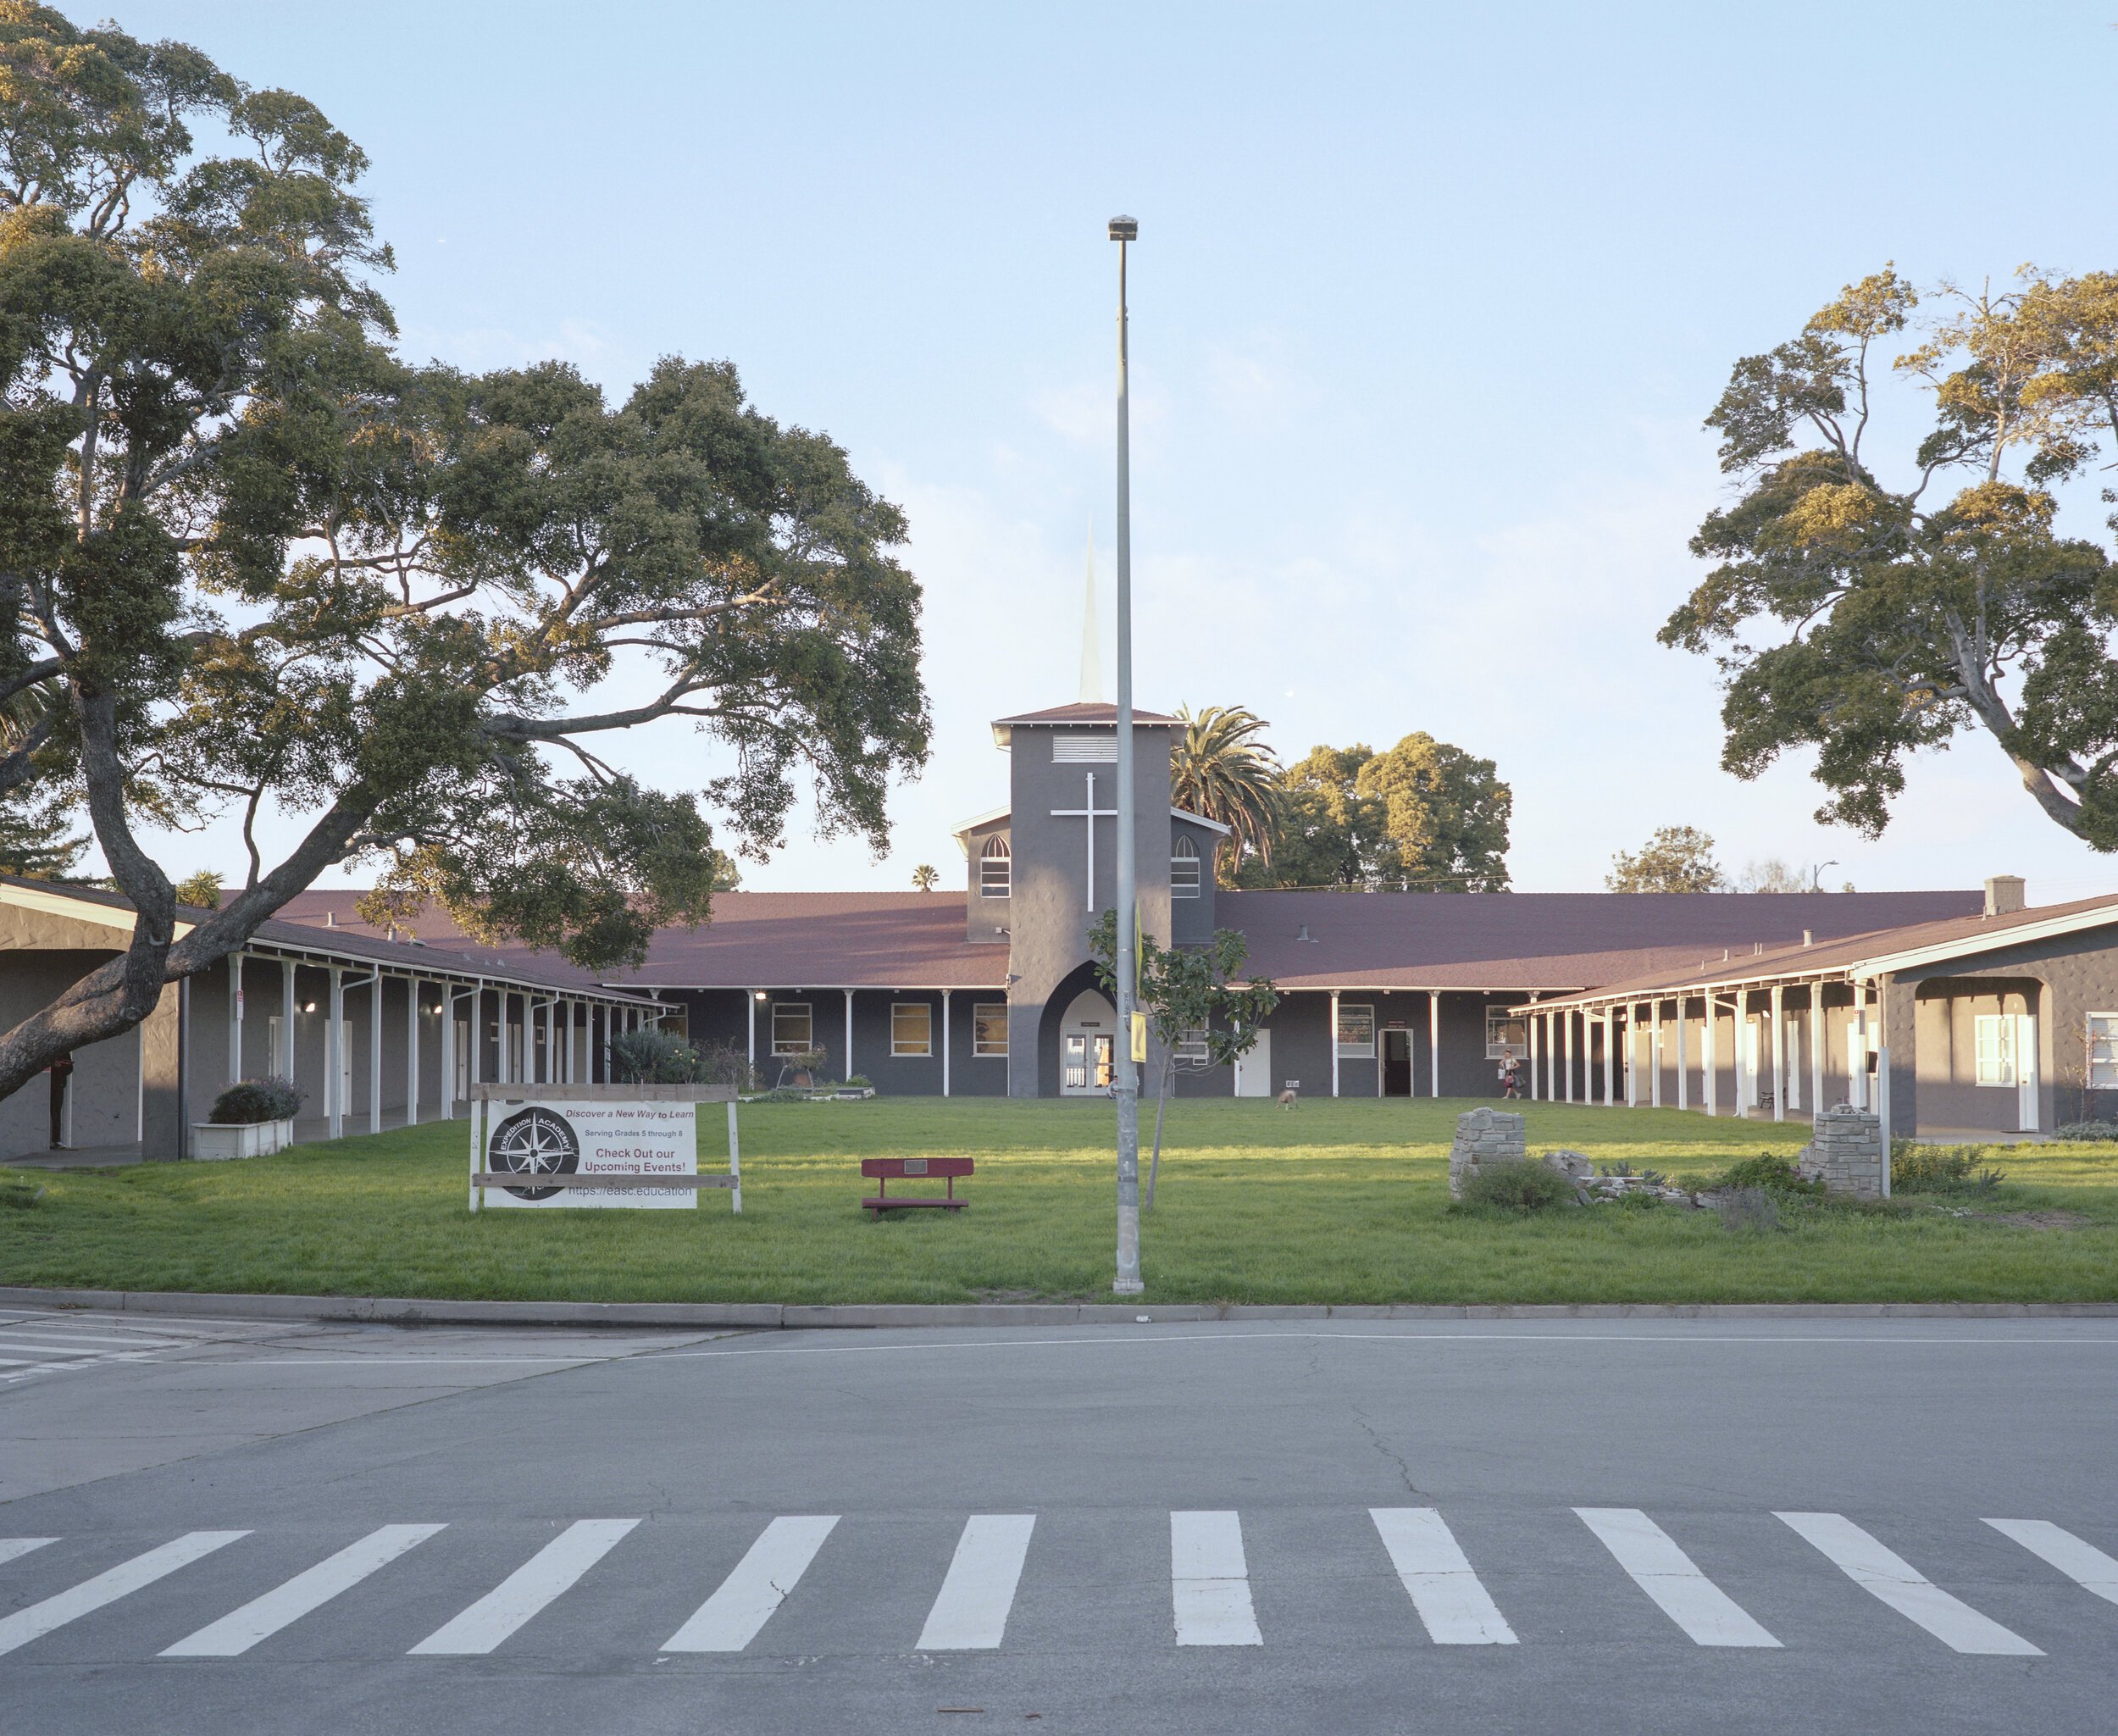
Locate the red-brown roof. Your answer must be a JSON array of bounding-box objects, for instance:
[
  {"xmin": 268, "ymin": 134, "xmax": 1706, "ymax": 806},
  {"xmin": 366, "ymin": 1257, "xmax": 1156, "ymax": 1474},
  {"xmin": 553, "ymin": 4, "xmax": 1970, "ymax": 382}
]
[
  {"xmin": 274, "ymin": 885, "xmax": 1985, "ymax": 996},
  {"xmin": 1218, "ymin": 888, "xmax": 1985, "ymax": 991},
  {"xmin": 276, "ymin": 889, "xmax": 1010, "ymax": 990},
  {"xmin": 992, "ymin": 702, "xmax": 1180, "ymax": 726},
  {"xmin": 1511, "ymin": 892, "xmax": 2118, "ymax": 1010}
]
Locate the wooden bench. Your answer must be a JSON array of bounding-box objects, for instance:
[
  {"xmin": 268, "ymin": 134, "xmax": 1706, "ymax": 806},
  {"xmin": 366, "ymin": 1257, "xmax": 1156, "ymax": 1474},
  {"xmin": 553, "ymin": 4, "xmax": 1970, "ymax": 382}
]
[{"xmin": 862, "ymin": 1156, "xmax": 973, "ymax": 1216}]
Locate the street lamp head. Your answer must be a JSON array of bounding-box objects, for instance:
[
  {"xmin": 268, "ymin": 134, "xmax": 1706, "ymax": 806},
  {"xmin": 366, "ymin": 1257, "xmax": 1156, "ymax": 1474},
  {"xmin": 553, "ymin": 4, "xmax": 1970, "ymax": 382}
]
[{"xmin": 1107, "ymin": 215, "xmax": 1138, "ymax": 241}]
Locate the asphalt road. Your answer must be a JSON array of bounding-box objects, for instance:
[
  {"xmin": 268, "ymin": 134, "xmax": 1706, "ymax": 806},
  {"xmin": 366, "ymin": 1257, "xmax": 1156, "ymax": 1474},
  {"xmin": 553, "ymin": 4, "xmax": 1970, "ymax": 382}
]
[{"xmin": 0, "ymin": 1307, "xmax": 2113, "ymax": 1735}]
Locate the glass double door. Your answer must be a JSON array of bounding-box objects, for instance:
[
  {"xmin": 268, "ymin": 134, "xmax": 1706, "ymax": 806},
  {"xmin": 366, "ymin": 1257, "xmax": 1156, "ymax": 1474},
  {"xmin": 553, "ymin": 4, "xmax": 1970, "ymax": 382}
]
[{"xmin": 1062, "ymin": 1029, "xmax": 1115, "ymax": 1095}]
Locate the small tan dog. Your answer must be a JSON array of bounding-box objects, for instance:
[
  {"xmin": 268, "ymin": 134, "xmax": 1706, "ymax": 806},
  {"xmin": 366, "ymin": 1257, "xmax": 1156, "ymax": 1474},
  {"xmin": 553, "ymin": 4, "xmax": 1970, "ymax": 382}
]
[{"xmin": 1277, "ymin": 1084, "xmax": 1298, "ymax": 1110}]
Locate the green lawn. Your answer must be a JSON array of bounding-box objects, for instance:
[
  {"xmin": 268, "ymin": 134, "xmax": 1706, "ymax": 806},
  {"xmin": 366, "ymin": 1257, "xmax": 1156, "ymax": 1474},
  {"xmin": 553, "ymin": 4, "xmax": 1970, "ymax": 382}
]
[{"xmin": 3, "ymin": 1098, "xmax": 2115, "ymax": 1306}]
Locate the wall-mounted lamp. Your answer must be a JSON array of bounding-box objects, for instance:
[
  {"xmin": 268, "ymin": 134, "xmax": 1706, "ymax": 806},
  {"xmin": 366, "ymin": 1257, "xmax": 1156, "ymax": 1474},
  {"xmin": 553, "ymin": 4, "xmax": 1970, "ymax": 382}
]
[
  {"xmin": 753, "ymin": 990, "xmax": 768, "ymax": 1001},
  {"xmin": 302, "ymin": 1001, "xmax": 317, "ymax": 1012}
]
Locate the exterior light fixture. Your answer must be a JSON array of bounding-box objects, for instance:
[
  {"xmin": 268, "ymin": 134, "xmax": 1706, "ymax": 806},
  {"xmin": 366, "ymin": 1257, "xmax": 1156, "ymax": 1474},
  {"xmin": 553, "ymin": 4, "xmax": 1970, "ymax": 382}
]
[
  {"xmin": 754, "ymin": 990, "xmax": 768, "ymax": 1001},
  {"xmin": 302, "ymin": 1001, "xmax": 317, "ymax": 1012},
  {"xmin": 1107, "ymin": 214, "xmax": 1138, "ymax": 241}
]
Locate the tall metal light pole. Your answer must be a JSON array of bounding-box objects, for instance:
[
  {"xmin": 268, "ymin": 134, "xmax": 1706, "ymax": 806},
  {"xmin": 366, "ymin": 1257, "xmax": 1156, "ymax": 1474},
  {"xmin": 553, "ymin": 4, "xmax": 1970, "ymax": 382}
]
[{"xmin": 1109, "ymin": 214, "xmax": 1143, "ymax": 1295}]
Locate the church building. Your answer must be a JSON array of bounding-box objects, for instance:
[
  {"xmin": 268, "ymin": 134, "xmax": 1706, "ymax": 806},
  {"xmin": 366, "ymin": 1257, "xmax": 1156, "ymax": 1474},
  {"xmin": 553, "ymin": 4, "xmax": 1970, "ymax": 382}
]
[{"xmin": 273, "ymin": 696, "xmax": 1988, "ymax": 1108}]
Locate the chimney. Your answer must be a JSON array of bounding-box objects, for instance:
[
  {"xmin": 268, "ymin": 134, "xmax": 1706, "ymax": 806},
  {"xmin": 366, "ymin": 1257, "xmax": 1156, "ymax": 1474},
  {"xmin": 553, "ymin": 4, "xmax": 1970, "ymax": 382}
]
[
  {"xmin": 1984, "ymin": 875, "xmax": 2026, "ymax": 917},
  {"xmin": 1802, "ymin": 930, "xmax": 1813, "ymax": 946},
  {"xmin": 1296, "ymin": 923, "xmax": 1314, "ymax": 943}
]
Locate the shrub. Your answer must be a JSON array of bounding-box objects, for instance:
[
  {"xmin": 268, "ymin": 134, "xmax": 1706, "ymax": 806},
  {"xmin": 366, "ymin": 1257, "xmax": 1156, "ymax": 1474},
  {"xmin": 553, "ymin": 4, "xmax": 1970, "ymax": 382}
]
[
  {"xmin": 208, "ymin": 1076, "xmax": 302, "ymax": 1124},
  {"xmin": 693, "ymin": 1040, "xmax": 754, "ymax": 1091},
  {"xmin": 610, "ymin": 1029, "xmax": 707, "ymax": 1084},
  {"xmin": 1891, "ymin": 1145, "xmax": 2004, "ymax": 1195},
  {"xmin": 1460, "ymin": 1161, "xmax": 1577, "ymax": 1214},
  {"xmin": 1717, "ymin": 1186, "xmax": 1781, "ymax": 1232},
  {"xmin": 2053, "ymin": 1121, "xmax": 2118, "ymax": 1143},
  {"xmin": 1716, "ymin": 1154, "xmax": 1827, "ymax": 1198}
]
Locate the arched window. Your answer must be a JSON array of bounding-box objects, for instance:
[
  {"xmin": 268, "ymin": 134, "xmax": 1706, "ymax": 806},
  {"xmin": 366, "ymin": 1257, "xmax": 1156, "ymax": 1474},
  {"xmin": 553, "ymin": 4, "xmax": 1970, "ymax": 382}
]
[
  {"xmin": 1171, "ymin": 834, "xmax": 1200, "ymax": 899},
  {"xmin": 979, "ymin": 835, "xmax": 1012, "ymax": 897}
]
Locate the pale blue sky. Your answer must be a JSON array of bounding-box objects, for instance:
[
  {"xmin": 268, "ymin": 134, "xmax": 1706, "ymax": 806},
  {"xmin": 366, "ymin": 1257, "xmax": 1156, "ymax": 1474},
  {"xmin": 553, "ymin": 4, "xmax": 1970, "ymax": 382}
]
[{"xmin": 107, "ymin": 2, "xmax": 2118, "ymax": 899}]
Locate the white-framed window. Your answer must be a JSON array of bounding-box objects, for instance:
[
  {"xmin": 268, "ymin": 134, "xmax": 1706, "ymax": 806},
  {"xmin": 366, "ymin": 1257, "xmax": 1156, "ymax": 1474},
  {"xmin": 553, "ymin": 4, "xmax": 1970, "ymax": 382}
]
[
  {"xmin": 1336, "ymin": 1003, "xmax": 1375, "ymax": 1057},
  {"xmin": 1175, "ymin": 1027, "xmax": 1211, "ymax": 1063},
  {"xmin": 1485, "ymin": 1009, "xmax": 1528, "ymax": 1059},
  {"xmin": 890, "ymin": 1002, "xmax": 932, "ymax": 1057},
  {"xmin": 2091, "ymin": 1013, "xmax": 2118, "ymax": 1089},
  {"xmin": 772, "ymin": 1002, "xmax": 812, "ymax": 1057},
  {"xmin": 979, "ymin": 835, "xmax": 1011, "ymax": 897},
  {"xmin": 1171, "ymin": 835, "xmax": 1200, "ymax": 898},
  {"xmin": 973, "ymin": 1003, "xmax": 1009, "ymax": 1057},
  {"xmin": 1974, "ymin": 1013, "xmax": 2015, "ymax": 1086}
]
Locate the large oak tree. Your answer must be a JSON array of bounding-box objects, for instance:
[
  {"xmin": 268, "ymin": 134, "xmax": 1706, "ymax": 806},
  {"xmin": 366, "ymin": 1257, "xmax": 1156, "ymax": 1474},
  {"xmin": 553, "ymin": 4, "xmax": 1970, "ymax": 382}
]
[
  {"xmin": 1665, "ymin": 263, "xmax": 2118, "ymax": 847},
  {"xmin": 0, "ymin": 6, "xmax": 928, "ymax": 1101}
]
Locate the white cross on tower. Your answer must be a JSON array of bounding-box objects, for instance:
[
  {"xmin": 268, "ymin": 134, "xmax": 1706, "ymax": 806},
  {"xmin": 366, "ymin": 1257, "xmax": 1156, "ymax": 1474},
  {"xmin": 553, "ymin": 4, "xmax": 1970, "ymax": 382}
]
[{"xmin": 1051, "ymin": 770, "xmax": 1119, "ymax": 912}]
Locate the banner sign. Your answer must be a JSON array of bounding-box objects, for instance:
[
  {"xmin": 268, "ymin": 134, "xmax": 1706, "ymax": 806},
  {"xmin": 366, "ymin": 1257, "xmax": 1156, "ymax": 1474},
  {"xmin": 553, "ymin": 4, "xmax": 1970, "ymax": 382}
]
[{"xmin": 480, "ymin": 1098, "xmax": 698, "ymax": 1210}]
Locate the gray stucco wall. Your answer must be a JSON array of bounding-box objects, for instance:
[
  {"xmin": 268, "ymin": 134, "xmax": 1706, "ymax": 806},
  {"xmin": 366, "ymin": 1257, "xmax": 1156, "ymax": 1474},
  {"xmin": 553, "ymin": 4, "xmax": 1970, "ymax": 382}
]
[{"xmin": 1006, "ymin": 723, "xmax": 1174, "ymax": 1098}]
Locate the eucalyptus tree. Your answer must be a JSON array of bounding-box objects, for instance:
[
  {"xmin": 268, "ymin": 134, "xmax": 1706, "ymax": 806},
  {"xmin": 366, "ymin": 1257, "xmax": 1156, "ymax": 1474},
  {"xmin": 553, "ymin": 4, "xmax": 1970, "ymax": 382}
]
[
  {"xmin": 1242, "ymin": 734, "xmax": 1511, "ymax": 890},
  {"xmin": 0, "ymin": 8, "xmax": 928, "ymax": 1102},
  {"xmin": 1605, "ymin": 825, "xmax": 1726, "ymax": 893},
  {"xmin": 1665, "ymin": 263, "xmax": 2118, "ymax": 846}
]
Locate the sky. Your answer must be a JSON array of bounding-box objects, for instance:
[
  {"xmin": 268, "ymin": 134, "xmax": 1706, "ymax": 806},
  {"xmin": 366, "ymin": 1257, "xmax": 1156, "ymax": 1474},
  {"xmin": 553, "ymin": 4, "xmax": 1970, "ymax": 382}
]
[{"xmin": 96, "ymin": 1, "xmax": 2118, "ymax": 901}]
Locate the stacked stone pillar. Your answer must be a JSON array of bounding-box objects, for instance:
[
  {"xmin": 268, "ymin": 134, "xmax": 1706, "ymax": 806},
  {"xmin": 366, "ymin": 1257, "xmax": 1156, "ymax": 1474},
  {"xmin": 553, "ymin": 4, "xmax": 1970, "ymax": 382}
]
[
  {"xmin": 1796, "ymin": 1104, "xmax": 1884, "ymax": 1199},
  {"xmin": 1448, "ymin": 1106, "xmax": 1527, "ymax": 1199}
]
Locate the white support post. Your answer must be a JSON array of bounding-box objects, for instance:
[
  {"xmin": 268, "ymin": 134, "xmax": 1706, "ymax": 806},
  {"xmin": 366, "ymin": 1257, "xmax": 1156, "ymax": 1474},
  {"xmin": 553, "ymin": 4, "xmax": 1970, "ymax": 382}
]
[
  {"xmin": 845, "ymin": 988, "xmax": 855, "ymax": 1084},
  {"xmin": 327, "ymin": 967, "xmax": 344, "ymax": 1140},
  {"xmin": 280, "ymin": 958, "xmax": 296, "ymax": 1079},
  {"xmin": 1602, "ymin": 1011, "xmax": 1614, "ymax": 1106},
  {"xmin": 369, "ymin": 976, "xmax": 383, "ymax": 1134},
  {"xmin": 941, "ymin": 989, "xmax": 951, "ymax": 1097},
  {"xmin": 469, "ymin": 1092, "xmax": 481, "ymax": 1212},
  {"xmin": 1546, "ymin": 1012, "xmax": 1557, "ymax": 1099},
  {"xmin": 1563, "ymin": 1011, "xmax": 1574, "ymax": 1103},
  {"xmin": 1625, "ymin": 1008, "xmax": 1638, "ymax": 1107},
  {"xmin": 1676, "ymin": 998, "xmax": 1689, "ymax": 1112},
  {"xmin": 1810, "ymin": 995, "xmax": 1824, "ymax": 1119},
  {"xmin": 469, "ymin": 983, "xmax": 483, "ymax": 1094},
  {"xmin": 1704, "ymin": 996, "xmax": 1718, "ymax": 1118},
  {"xmin": 1770, "ymin": 984, "xmax": 1786, "ymax": 1122},
  {"xmin": 1428, "ymin": 991, "xmax": 1439, "ymax": 1098},
  {"xmin": 1650, "ymin": 1000, "xmax": 1662, "ymax": 1108},
  {"xmin": 1330, "ymin": 989, "xmax": 1342, "ymax": 1098},
  {"xmin": 406, "ymin": 977, "xmax": 420, "ymax": 1129},
  {"xmin": 727, "ymin": 1100, "xmax": 741, "ymax": 1213},
  {"xmin": 747, "ymin": 991, "xmax": 757, "ymax": 1076},
  {"xmin": 227, "ymin": 952, "xmax": 244, "ymax": 1085},
  {"xmin": 1528, "ymin": 1008, "xmax": 1540, "ymax": 1100}
]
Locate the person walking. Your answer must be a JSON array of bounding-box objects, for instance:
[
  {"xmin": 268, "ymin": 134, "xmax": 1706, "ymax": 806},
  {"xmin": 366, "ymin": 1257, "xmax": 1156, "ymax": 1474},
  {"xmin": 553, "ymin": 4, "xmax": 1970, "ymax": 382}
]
[{"xmin": 1499, "ymin": 1053, "xmax": 1521, "ymax": 1100}]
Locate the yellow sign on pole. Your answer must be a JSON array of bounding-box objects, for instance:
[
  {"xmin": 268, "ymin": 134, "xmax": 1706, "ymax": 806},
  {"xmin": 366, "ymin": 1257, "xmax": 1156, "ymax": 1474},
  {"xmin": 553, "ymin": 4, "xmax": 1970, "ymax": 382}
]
[{"xmin": 1130, "ymin": 1011, "xmax": 1148, "ymax": 1062}]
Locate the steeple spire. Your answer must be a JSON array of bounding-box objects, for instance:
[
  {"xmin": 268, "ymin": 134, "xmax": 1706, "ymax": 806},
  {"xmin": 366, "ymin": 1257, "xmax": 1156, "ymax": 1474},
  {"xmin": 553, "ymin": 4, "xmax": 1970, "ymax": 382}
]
[{"xmin": 1078, "ymin": 526, "xmax": 1103, "ymax": 704}]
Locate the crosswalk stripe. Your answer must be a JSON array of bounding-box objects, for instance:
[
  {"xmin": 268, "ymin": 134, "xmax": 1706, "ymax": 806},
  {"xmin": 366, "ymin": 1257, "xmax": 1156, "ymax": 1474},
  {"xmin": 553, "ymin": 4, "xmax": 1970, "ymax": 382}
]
[
  {"xmin": 1171, "ymin": 1511, "xmax": 1262, "ymax": 1646},
  {"xmin": 0, "ymin": 1539, "xmax": 58, "ymax": 1567},
  {"xmin": 1776, "ymin": 1512, "xmax": 2043, "ymax": 1655},
  {"xmin": 0, "ymin": 1532, "xmax": 250, "ymax": 1656},
  {"xmin": 1368, "ymin": 1508, "xmax": 1516, "ymax": 1644},
  {"xmin": 162, "ymin": 1525, "xmax": 446, "ymax": 1656},
  {"xmin": 662, "ymin": 1516, "xmax": 840, "ymax": 1652},
  {"xmin": 1575, "ymin": 1509, "xmax": 1780, "ymax": 1647},
  {"xmin": 408, "ymin": 1520, "xmax": 639, "ymax": 1656},
  {"xmin": 917, "ymin": 1515, "xmax": 1036, "ymax": 1650},
  {"xmin": 1982, "ymin": 1519, "xmax": 2118, "ymax": 1607}
]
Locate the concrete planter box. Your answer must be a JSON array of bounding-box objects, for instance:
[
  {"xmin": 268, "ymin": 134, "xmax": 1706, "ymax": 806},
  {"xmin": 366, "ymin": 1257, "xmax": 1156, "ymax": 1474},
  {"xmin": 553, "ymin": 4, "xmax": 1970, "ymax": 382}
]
[{"xmin": 191, "ymin": 1118, "xmax": 295, "ymax": 1161}]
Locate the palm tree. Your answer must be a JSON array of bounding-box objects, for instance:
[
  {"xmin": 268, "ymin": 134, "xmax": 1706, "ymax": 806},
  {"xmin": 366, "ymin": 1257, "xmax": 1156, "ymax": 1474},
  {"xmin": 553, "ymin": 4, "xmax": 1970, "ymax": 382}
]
[
  {"xmin": 1170, "ymin": 705, "xmax": 1284, "ymax": 885},
  {"xmin": 911, "ymin": 863, "xmax": 940, "ymax": 891}
]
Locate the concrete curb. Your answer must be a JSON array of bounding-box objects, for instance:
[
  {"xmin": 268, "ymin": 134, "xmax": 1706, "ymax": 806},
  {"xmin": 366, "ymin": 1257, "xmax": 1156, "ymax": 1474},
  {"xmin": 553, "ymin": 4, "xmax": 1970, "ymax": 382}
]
[{"xmin": 2, "ymin": 1285, "xmax": 2115, "ymax": 1328}]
